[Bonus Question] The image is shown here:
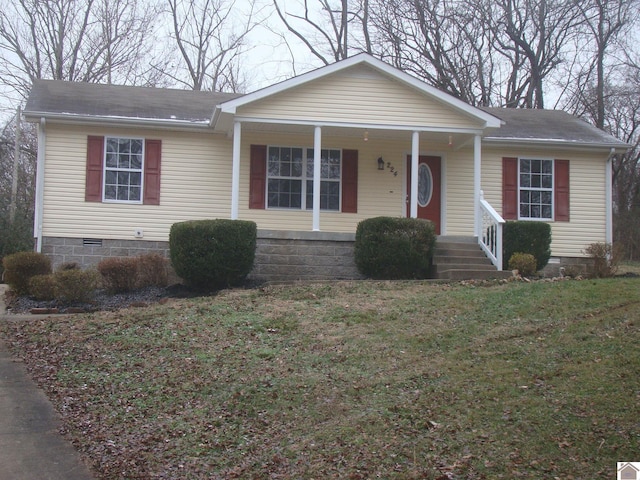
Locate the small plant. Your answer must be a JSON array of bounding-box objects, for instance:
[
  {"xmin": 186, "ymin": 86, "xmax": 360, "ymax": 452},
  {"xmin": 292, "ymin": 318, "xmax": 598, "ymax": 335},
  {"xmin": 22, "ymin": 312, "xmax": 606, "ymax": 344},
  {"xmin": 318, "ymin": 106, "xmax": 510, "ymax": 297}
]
[
  {"xmin": 28, "ymin": 274, "xmax": 56, "ymax": 300},
  {"xmin": 97, "ymin": 257, "xmax": 139, "ymax": 293},
  {"xmin": 136, "ymin": 253, "xmax": 169, "ymax": 288},
  {"xmin": 54, "ymin": 269, "xmax": 99, "ymax": 303},
  {"xmin": 354, "ymin": 217, "xmax": 436, "ymax": 279},
  {"xmin": 2, "ymin": 251, "xmax": 52, "ymax": 295},
  {"xmin": 584, "ymin": 242, "xmax": 621, "ymax": 278},
  {"xmin": 508, "ymin": 252, "xmax": 537, "ymax": 277}
]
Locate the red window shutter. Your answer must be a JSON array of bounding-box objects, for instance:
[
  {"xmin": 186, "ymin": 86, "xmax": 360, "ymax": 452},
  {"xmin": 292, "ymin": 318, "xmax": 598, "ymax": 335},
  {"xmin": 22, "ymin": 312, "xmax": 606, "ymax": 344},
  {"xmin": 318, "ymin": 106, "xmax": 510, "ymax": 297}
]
[
  {"xmin": 144, "ymin": 139, "xmax": 162, "ymax": 205},
  {"xmin": 554, "ymin": 159, "xmax": 570, "ymax": 221},
  {"xmin": 250, "ymin": 145, "xmax": 267, "ymax": 209},
  {"xmin": 86, "ymin": 136, "xmax": 104, "ymax": 202},
  {"xmin": 502, "ymin": 157, "xmax": 518, "ymax": 220},
  {"xmin": 342, "ymin": 149, "xmax": 358, "ymax": 213}
]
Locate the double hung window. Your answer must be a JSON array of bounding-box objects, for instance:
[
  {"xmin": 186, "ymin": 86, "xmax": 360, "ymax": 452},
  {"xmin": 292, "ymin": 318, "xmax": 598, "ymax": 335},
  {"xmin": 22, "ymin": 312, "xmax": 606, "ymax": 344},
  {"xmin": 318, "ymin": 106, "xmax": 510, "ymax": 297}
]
[
  {"xmin": 519, "ymin": 158, "xmax": 553, "ymax": 220},
  {"xmin": 267, "ymin": 146, "xmax": 341, "ymax": 211},
  {"xmin": 104, "ymin": 137, "xmax": 144, "ymax": 203}
]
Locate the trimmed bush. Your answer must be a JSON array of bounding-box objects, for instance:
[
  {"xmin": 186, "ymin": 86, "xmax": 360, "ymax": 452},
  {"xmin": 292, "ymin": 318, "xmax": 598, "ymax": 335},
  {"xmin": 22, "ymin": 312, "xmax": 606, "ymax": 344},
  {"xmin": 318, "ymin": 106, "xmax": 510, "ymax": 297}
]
[
  {"xmin": 136, "ymin": 253, "xmax": 169, "ymax": 288},
  {"xmin": 29, "ymin": 274, "xmax": 56, "ymax": 300},
  {"xmin": 170, "ymin": 219, "xmax": 257, "ymax": 290},
  {"xmin": 97, "ymin": 257, "xmax": 138, "ymax": 293},
  {"xmin": 354, "ymin": 217, "xmax": 436, "ymax": 279},
  {"xmin": 508, "ymin": 252, "xmax": 537, "ymax": 277},
  {"xmin": 2, "ymin": 251, "xmax": 52, "ymax": 295},
  {"xmin": 503, "ymin": 221, "xmax": 551, "ymax": 271},
  {"xmin": 54, "ymin": 269, "xmax": 98, "ymax": 303}
]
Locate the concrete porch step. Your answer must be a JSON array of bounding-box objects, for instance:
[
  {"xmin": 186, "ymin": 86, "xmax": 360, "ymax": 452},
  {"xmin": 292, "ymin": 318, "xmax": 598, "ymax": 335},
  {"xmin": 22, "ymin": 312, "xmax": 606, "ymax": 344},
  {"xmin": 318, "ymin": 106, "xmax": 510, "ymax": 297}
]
[{"xmin": 432, "ymin": 236, "xmax": 508, "ymax": 280}]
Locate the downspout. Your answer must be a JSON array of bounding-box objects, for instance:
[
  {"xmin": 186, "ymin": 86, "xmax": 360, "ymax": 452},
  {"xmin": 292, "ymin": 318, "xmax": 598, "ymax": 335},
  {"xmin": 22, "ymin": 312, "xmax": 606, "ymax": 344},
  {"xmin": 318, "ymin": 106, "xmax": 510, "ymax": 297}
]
[
  {"xmin": 605, "ymin": 148, "xmax": 614, "ymax": 245},
  {"xmin": 34, "ymin": 117, "xmax": 46, "ymax": 252}
]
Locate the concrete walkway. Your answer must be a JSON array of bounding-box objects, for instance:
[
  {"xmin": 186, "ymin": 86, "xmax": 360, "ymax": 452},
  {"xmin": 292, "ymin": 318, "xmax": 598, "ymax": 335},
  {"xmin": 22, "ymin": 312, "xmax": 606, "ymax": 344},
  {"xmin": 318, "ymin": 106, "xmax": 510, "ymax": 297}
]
[{"xmin": 0, "ymin": 284, "xmax": 95, "ymax": 480}]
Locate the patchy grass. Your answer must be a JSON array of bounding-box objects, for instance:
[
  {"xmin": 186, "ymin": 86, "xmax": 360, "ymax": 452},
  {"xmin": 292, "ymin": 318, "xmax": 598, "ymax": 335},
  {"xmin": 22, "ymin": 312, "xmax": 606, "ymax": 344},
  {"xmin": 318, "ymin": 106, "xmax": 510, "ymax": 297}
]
[{"xmin": 2, "ymin": 278, "xmax": 639, "ymax": 479}]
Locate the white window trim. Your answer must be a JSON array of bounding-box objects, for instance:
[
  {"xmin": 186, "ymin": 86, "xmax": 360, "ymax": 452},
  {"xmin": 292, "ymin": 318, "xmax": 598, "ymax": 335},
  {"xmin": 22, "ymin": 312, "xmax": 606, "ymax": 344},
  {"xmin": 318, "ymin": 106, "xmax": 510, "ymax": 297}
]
[
  {"xmin": 518, "ymin": 157, "xmax": 554, "ymax": 221},
  {"xmin": 103, "ymin": 136, "xmax": 145, "ymax": 204},
  {"xmin": 266, "ymin": 145, "xmax": 342, "ymax": 211}
]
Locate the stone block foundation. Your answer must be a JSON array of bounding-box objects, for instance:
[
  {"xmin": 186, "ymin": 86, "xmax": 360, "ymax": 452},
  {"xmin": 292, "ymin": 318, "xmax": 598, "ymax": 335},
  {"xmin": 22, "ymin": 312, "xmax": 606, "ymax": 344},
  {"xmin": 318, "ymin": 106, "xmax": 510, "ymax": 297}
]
[{"xmin": 41, "ymin": 230, "xmax": 364, "ymax": 284}]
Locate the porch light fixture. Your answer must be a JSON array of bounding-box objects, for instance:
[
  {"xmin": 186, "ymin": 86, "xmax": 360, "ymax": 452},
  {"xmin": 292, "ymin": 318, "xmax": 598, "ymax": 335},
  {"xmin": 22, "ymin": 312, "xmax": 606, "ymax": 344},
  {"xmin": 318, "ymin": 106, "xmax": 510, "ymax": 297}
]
[
  {"xmin": 377, "ymin": 157, "xmax": 385, "ymax": 170},
  {"xmin": 448, "ymin": 135, "xmax": 453, "ymax": 146},
  {"xmin": 364, "ymin": 130, "xmax": 369, "ymax": 142}
]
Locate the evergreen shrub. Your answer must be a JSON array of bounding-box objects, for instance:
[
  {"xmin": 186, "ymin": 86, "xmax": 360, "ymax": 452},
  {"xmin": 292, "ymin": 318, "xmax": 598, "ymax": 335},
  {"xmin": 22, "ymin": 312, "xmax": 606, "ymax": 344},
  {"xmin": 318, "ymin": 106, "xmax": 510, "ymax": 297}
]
[
  {"xmin": 503, "ymin": 221, "xmax": 551, "ymax": 271},
  {"xmin": 354, "ymin": 217, "xmax": 436, "ymax": 279},
  {"xmin": 170, "ymin": 219, "xmax": 257, "ymax": 290}
]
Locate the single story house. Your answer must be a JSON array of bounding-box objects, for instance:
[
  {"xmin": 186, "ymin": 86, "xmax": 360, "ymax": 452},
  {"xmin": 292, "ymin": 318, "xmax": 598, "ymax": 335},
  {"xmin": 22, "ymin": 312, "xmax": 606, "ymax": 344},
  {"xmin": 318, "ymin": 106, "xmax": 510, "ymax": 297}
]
[{"xmin": 23, "ymin": 54, "xmax": 628, "ymax": 282}]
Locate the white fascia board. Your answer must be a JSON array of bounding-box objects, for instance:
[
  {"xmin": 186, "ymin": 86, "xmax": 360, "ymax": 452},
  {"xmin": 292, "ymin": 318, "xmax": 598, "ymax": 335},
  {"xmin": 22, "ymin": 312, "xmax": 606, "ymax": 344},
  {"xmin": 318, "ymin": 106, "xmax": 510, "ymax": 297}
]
[
  {"xmin": 234, "ymin": 115, "xmax": 486, "ymax": 134},
  {"xmin": 483, "ymin": 136, "xmax": 631, "ymax": 151},
  {"xmin": 23, "ymin": 111, "xmax": 213, "ymax": 131},
  {"xmin": 217, "ymin": 53, "xmax": 502, "ymax": 129}
]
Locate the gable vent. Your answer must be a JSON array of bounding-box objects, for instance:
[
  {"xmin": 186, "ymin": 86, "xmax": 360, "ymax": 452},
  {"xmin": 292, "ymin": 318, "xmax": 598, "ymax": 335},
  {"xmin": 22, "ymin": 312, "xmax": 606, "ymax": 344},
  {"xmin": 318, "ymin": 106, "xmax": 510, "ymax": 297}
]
[{"xmin": 83, "ymin": 238, "xmax": 103, "ymax": 247}]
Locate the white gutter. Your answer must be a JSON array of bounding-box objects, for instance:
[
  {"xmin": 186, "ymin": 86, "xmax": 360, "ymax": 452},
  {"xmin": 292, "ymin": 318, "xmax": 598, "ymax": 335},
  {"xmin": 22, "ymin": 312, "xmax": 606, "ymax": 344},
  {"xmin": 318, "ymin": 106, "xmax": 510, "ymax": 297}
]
[
  {"xmin": 23, "ymin": 112, "xmax": 213, "ymax": 131},
  {"xmin": 34, "ymin": 118, "xmax": 46, "ymax": 252},
  {"xmin": 483, "ymin": 137, "xmax": 629, "ymax": 150}
]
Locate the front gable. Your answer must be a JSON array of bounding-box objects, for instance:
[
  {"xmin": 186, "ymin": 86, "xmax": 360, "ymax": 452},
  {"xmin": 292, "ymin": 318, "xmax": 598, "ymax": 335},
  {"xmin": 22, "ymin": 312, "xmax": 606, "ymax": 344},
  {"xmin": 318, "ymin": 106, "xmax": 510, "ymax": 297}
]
[
  {"xmin": 235, "ymin": 64, "xmax": 486, "ymax": 130},
  {"xmin": 215, "ymin": 54, "xmax": 500, "ymax": 134}
]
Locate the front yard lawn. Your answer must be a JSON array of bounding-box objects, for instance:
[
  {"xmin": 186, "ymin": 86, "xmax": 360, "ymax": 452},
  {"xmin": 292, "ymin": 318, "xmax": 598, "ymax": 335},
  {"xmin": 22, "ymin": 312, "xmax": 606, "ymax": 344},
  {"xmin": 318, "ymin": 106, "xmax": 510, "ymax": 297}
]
[{"xmin": 2, "ymin": 278, "xmax": 639, "ymax": 479}]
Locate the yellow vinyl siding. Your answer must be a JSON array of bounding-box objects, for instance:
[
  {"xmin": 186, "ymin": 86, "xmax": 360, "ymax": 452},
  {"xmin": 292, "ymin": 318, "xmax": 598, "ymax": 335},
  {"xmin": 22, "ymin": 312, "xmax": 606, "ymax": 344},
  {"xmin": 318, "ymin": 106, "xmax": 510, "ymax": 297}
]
[
  {"xmin": 237, "ymin": 132, "xmax": 409, "ymax": 232},
  {"xmin": 42, "ymin": 124, "xmax": 233, "ymax": 241},
  {"xmin": 238, "ymin": 65, "xmax": 483, "ymax": 130},
  {"xmin": 480, "ymin": 147, "xmax": 608, "ymax": 258}
]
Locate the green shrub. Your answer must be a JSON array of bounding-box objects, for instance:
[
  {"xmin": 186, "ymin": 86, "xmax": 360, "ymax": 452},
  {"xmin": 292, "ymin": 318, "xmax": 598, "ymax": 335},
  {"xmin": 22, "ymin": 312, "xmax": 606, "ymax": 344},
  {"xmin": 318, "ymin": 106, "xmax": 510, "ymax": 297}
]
[
  {"xmin": 54, "ymin": 269, "xmax": 98, "ymax": 303},
  {"xmin": 2, "ymin": 251, "xmax": 52, "ymax": 295},
  {"xmin": 584, "ymin": 242, "xmax": 621, "ymax": 278},
  {"xmin": 97, "ymin": 257, "xmax": 138, "ymax": 293},
  {"xmin": 503, "ymin": 221, "xmax": 551, "ymax": 271},
  {"xmin": 170, "ymin": 219, "xmax": 257, "ymax": 290},
  {"xmin": 354, "ymin": 217, "xmax": 436, "ymax": 279},
  {"xmin": 136, "ymin": 253, "xmax": 169, "ymax": 288},
  {"xmin": 508, "ymin": 252, "xmax": 537, "ymax": 276},
  {"xmin": 29, "ymin": 274, "xmax": 56, "ymax": 300}
]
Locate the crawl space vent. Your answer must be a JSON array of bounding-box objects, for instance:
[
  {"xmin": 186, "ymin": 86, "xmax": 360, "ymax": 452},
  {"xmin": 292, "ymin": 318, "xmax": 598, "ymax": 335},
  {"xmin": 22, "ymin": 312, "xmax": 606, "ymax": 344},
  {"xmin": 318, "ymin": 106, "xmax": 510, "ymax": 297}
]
[{"xmin": 83, "ymin": 238, "xmax": 103, "ymax": 247}]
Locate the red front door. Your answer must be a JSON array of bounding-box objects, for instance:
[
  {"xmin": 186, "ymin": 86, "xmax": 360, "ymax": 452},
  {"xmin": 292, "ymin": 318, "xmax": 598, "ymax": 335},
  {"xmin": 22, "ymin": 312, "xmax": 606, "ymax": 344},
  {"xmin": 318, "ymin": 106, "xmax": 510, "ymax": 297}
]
[{"xmin": 406, "ymin": 155, "xmax": 442, "ymax": 234}]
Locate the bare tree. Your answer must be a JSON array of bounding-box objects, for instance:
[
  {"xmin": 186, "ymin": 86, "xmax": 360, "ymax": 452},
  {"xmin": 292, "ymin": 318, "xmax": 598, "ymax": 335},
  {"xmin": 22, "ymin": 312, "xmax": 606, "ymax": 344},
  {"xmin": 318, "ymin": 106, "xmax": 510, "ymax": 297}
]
[
  {"xmin": 166, "ymin": 0, "xmax": 258, "ymax": 92},
  {"xmin": 563, "ymin": 0, "xmax": 640, "ymax": 128},
  {"xmin": 272, "ymin": 0, "xmax": 371, "ymax": 65},
  {"xmin": 490, "ymin": 0, "xmax": 582, "ymax": 108},
  {"xmin": 0, "ymin": 0, "xmax": 162, "ymax": 101}
]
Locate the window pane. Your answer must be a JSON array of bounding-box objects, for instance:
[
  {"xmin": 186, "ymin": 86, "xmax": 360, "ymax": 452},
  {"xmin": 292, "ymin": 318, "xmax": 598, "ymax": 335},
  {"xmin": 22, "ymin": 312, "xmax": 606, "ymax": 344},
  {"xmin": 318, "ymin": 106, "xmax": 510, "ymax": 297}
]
[
  {"xmin": 541, "ymin": 205, "xmax": 552, "ymax": 218},
  {"xmin": 130, "ymin": 139, "xmax": 143, "ymax": 155},
  {"xmin": 105, "ymin": 185, "xmax": 117, "ymax": 199},
  {"xmin": 520, "ymin": 204, "xmax": 530, "ymax": 218},
  {"xmin": 130, "ymin": 172, "xmax": 141, "ymax": 186},
  {"xmin": 542, "ymin": 174, "xmax": 552, "ymax": 189},
  {"xmin": 542, "ymin": 160, "xmax": 552, "ymax": 174},
  {"xmin": 130, "ymin": 186, "xmax": 141, "ymax": 201},
  {"xmin": 292, "ymin": 149, "xmax": 303, "ymax": 177},
  {"xmin": 520, "ymin": 159, "xmax": 531, "ymax": 174},
  {"xmin": 117, "ymin": 186, "xmax": 129, "ymax": 200},
  {"xmin": 131, "ymin": 154, "xmax": 142, "ymax": 169},
  {"xmin": 106, "ymin": 138, "xmax": 118, "ymax": 153},
  {"xmin": 531, "ymin": 174, "xmax": 541, "ymax": 188},
  {"xmin": 106, "ymin": 153, "xmax": 117, "ymax": 168}
]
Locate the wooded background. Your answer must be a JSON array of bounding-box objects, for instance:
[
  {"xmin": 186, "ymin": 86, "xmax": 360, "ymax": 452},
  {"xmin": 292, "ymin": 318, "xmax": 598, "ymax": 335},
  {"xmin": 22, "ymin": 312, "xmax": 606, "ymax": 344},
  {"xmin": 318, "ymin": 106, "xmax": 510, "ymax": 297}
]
[{"xmin": 1, "ymin": 0, "xmax": 638, "ymax": 260}]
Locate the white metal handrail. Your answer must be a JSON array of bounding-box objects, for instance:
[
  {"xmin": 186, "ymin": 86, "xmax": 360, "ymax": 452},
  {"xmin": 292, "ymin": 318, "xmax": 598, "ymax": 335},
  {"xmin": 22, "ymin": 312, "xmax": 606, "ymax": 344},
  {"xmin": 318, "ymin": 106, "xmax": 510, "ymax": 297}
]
[{"xmin": 477, "ymin": 190, "xmax": 505, "ymax": 271}]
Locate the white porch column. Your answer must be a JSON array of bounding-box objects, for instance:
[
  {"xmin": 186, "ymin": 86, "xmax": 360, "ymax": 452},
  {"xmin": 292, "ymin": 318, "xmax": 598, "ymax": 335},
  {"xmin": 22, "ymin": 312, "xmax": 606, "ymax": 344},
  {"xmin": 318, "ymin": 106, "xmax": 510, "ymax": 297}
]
[
  {"xmin": 473, "ymin": 134, "xmax": 481, "ymax": 236},
  {"xmin": 410, "ymin": 131, "xmax": 419, "ymax": 218},
  {"xmin": 231, "ymin": 121, "xmax": 241, "ymax": 220},
  {"xmin": 312, "ymin": 126, "xmax": 322, "ymax": 231}
]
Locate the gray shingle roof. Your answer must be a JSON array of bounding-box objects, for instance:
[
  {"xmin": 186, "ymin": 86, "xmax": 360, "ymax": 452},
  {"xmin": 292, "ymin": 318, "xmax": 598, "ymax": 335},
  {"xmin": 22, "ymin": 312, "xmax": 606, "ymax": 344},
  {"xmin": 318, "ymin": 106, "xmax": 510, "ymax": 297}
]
[
  {"xmin": 25, "ymin": 79, "xmax": 242, "ymax": 124},
  {"xmin": 24, "ymin": 79, "xmax": 627, "ymax": 148},
  {"xmin": 481, "ymin": 107, "xmax": 627, "ymax": 147}
]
